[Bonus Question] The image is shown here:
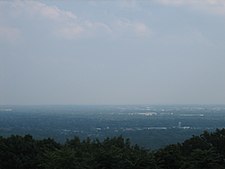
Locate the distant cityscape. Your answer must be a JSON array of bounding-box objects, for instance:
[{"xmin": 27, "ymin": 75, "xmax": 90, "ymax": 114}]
[{"xmin": 1, "ymin": 105, "xmax": 225, "ymax": 149}]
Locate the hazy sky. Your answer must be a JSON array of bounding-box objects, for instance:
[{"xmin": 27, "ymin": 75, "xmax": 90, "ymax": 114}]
[{"xmin": 0, "ymin": 0, "xmax": 225, "ymax": 105}]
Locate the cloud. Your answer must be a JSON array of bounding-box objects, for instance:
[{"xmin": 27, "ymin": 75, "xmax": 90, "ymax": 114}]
[
  {"xmin": 56, "ymin": 25, "xmax": 84, "ymax": 39},
  {"xmin": 155, "ymin": 0, "xmax": 196, "ymax": 6},
  {"xmin": 56, "ymin": 21, "xmax": 112, "ymax": 39},
  {"xmin": 0, "ymin": 0, "xmax": 80, "ymax": 39},
  {"xmin": 133, "ymin": 22, "xmax": 151, "ymax": 37},
  {"xmin": 0, "ymin": 26, "xmax": 20, "ymax": 41},
  {"xmin": 119, "ymin": 0, "xmax": 139, "ymax": 9},
  {"xmin": 0, "ymin": 1, "xmax": 151, "ymax": 40},
  {"xmin": 156, "ymin": 0, "xmax": 224, "ymax": 6},
  {"xmin": 112, "ymin": 19, "xmax": 151, "ymax": 38},
  {"xmin": 155, "ymin": 0, "xmax": 225, "ymax": 15},
  {"xmin": 11, "ymin": 1, "xmax": 77, "ymax": 22}
]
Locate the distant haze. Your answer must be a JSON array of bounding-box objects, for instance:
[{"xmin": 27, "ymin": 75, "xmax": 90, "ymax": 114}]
[{"xmin": 0, "ymin": 0, "xmax": 225, "ymax": 105}]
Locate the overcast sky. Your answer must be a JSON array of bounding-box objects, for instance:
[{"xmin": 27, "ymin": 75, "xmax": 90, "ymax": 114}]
[{"xmin": 0, "ymin": 0, "xmax": 225, "ymax": 105}]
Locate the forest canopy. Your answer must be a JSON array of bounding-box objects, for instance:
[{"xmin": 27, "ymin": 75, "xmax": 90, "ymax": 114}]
[{"xmin": 1, "ymin": 129, "xmax": 225, "ymax": 169}]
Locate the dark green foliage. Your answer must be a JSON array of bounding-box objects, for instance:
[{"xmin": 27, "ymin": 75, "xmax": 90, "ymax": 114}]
[
  {"xmin": 155, "ymin": 144, "xmax": 183, "ymax": 169},
  {"xmin": 1, "ymin": 129, "xmax": 225, "ymax": 169},
  {"xmin": 185, "ymin": 148, "xmax": 224, "ymax": 169},
  {"xmin": 0, "ymin": 135, "xmax": 39, "ymax": 169}
]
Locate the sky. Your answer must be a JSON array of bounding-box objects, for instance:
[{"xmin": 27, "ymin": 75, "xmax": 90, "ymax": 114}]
[{"xmin": 0, "ymin": 0, "xmax": 225, "ymax": 105}]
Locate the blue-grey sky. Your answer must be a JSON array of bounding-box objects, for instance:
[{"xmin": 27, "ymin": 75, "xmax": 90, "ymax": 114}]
[{"xmin": 0, "ymin": 0, "xmax": 225, "ymax": 105}]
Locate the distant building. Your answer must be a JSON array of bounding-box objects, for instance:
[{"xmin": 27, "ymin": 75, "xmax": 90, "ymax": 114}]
[{"xmin": 178, "ymin": 122, "xmax": 182, "ymax": 128}]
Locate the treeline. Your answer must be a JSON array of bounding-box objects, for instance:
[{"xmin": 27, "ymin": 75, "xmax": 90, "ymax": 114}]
[{"xmin": 1, "ymin": 129, "xmax": 225, "ymax": 169}]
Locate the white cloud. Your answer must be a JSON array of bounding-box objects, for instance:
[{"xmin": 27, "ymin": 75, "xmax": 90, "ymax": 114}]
[
  {"xmin": 156, "ymin": 0, "xmax": 225, "ymax": 6},
  {"xmin": 56, "ymin": 25, "xmax": 84, "ymax": 39},
  {"xmin": 112, "ymin": 19, "xmax": 151, "ymax": 38},
  {"xmin": 0, "ymin": 0, "xmax": 80, "ymax": 39},
  {"xmin": 119, "ymin": 0, "xmax": 139, "ymax": 9},
  {"xmin": 12, "ymin": 1, "xmax": 77, "ymax": 22},
  {"xmin": 155, "ymin": 0, "xmax": 225, "ymax": 15},
  {"xmin": 133, "ymin": 22, "xmax": 151, "ymax": 37},
  {"xmin": 0, "ymin": 1, "xmax": 151, "ymax": 40},
  {"xmin": 156, "ymin": 0, "xmax": 194, "ymax": 6},
  {"xmin": 0, "ymin": 26, "xmax": 20, "ymax": 41},
  {"xmin": 55, "ymin": 21, "xmax": 112, "ymax": 39}
]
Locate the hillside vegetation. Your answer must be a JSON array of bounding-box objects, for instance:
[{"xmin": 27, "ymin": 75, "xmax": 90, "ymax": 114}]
[{"xmin": 1, "ymin": 129, "xmax": 225, "ymax": 169}]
